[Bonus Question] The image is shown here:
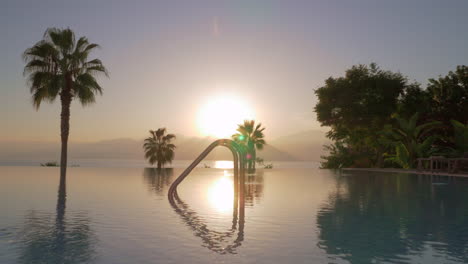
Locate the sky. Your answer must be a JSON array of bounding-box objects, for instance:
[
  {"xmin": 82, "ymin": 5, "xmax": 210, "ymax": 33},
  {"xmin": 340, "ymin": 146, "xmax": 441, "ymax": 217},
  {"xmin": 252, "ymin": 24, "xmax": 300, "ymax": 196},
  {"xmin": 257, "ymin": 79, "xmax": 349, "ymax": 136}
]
[{"xmin": 1, "ymin": 0, "xmax": 468, "ymax": 142}]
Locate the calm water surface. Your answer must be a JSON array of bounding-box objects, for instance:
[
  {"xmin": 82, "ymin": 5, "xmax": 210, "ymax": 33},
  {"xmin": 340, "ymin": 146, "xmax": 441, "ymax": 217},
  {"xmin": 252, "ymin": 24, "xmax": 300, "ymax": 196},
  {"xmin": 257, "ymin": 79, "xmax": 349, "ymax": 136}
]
[{"xmin": 1, "ymin": 167, "xmax": 468, "ymax": 263}]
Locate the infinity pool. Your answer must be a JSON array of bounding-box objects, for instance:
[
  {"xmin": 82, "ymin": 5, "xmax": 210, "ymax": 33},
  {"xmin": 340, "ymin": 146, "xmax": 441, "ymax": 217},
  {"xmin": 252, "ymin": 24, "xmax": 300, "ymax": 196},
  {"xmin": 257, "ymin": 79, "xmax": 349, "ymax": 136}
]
[{"xmin": 1, "ymin": 167, "xmax": 468, "ymax": 263}]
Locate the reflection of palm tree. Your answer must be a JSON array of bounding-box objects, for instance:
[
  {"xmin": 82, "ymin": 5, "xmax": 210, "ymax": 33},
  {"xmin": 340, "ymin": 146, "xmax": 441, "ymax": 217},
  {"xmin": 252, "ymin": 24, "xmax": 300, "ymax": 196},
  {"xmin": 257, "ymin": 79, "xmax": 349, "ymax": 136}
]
[
  {"xmin": 143, "ymin": 168, "xmax": 174, "ymax": 195},
  {"xmin": 17, "ymin": 178, "xmax": 96, "ymax": 264},
  {"xmin": 245, "ymin": 170, "xmax": 264, "ymax": 206},
  {"xmin": 168, "ymin": 185, "xmax": 245, "ymax": 254},
  {"xmin": 232, "ymin": 120, "xmax": 266, "ymax": 172},
  {"xmin": 143, "ymin": 128, "xmax": 176, "ymax": 169},
  {"xmin": 317, "ymin": 173, "xmax": 468, "ymax": 263}
]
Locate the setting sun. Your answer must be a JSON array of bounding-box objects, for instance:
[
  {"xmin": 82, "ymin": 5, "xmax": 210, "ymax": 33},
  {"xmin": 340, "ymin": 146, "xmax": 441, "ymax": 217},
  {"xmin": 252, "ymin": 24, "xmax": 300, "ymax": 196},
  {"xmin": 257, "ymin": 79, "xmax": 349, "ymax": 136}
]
[{"xmin": 197, "ymin": 95, "xmax": 254, "ymax": 138}]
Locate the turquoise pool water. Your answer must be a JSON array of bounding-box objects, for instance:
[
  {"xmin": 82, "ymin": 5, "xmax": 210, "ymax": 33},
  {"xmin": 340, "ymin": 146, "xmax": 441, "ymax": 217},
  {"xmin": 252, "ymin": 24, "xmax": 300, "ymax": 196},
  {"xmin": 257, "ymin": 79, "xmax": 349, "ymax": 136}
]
[{"xmin": 1, "ymin": 167, "xmax": 467, "ymax": 263}]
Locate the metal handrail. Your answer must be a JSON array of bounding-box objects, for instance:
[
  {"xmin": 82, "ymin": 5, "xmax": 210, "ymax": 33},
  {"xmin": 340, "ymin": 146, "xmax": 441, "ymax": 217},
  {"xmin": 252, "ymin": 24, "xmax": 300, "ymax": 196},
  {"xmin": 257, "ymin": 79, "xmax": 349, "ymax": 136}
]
[{"xmin": 168, "ymin": 139, "xmax": 246, "ymax": 204}]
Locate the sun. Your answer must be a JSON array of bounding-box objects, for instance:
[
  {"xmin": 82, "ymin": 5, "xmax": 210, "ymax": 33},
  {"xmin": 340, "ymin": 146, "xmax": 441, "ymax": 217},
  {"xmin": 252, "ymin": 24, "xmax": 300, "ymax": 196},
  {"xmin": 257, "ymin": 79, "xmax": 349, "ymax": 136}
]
[{"xmin": 197, "ymin": 95, "xmax": 254, "ymax": 138}]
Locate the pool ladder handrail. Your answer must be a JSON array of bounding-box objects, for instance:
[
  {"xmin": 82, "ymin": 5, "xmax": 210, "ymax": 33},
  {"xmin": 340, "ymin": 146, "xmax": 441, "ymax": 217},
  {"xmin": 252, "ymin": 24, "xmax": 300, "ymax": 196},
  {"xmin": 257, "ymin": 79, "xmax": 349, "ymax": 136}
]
[{"xmin": 167, "ymin": 139, "xmax": 246, "ymax": 206}]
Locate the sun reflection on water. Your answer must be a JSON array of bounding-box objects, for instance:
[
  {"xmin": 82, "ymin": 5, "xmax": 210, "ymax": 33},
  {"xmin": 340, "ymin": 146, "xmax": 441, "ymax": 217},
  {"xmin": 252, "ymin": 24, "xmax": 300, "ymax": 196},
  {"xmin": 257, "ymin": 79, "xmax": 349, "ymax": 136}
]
[
  {"xmin": 214, "ymin": 160, "xmax": 234, "ymax": 169},
  {"xmin": 208, "ymin": 175, "xmax": 234, "ymax": 213}
]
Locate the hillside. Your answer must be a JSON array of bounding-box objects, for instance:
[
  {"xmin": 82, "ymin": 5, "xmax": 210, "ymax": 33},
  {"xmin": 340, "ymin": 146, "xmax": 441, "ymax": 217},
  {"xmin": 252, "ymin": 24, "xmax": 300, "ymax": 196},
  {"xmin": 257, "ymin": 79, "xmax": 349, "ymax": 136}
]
[{"xmin": 0, "ymin": 130, "xmax": 328, "ymax": 162}]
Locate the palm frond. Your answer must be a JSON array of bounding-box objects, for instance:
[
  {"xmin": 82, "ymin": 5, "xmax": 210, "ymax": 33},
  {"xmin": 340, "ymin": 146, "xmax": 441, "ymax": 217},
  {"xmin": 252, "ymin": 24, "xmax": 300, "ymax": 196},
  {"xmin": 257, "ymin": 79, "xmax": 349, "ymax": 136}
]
[
  {"xmin": 408, "ymin": 113, "xmax": 419, "ymax": 131},
  {"xmin": 83, "ymin": 43, "xmax": 100, "ymax": 53},
  {"xmin": 75, "ymin": 84, "xmax": 96, "ymax": 106},
  {"xmin": 385, "ymin": 142, "xmax": 410, "ymax": 168},
  {"xmin": 143, "ymin": 128, "xmax": 176, "ymax": 167},
  {"xmin": 46, "ymin": 28, "xmax": 75, "ymax": 54},
  {"xmin": 164, "ymin": 134, "xmax": 176, "ymax": 141},
  {"xmin": 451, "ymin": 120, "xmax": 468, "ymax": 153},
  {"xmin": 22, "ymin": 41, "xmax": 58, "ymax": 62},
  {"xmin": 417, "ymin": 135, "xmax": 438, "ymax": 157},
  {"xmin": 27, "ymin": 72, "xmax": 61, "ymax": 109},
  {"xmin": 31, "ymin": 87, "xmax": 51, "ymax": 110},
  {"xmin": 414, "ymin": 121, "xmax": 441, "ymax": 138},
  {"xmin": 24, "ymin": 27, "xmax": 107, "ymax": 109},
  {"xmin": 74, "ymin": 37, "xmax": 89, "ymax": 53},
  {"xmin": 75, "ymin": 73, "xmax": 103, "ymax": 96}
]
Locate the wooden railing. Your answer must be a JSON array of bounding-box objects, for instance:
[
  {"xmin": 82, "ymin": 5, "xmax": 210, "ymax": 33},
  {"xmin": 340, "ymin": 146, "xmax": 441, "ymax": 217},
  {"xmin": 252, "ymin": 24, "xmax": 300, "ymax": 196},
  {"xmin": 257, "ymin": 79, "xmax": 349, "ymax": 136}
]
[{"xmin": 417, "ymin": 156, "xmax": 468, "ymax": 173}]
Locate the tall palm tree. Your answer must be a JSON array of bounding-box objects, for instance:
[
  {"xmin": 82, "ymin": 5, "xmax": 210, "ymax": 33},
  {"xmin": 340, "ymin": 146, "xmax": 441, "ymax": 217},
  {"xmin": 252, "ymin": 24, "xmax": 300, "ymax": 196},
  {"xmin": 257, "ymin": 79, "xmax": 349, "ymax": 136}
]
[
  {"xmin": 23, "ymin": 28, "xmax": 108, "ymax": 181},
  {"xmin": 143, "ymin": 128, "xmax": 176, "ymax": 169},
  {"xmin": 232, "ymin": 120, "xmax": 266, "ymax": 172}
]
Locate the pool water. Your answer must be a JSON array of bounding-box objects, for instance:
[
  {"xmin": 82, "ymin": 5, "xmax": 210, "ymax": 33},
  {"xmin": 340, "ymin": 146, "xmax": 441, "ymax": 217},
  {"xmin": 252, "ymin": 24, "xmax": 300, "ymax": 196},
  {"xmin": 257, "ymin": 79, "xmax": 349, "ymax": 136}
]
[{"xmin": 1, "ymin": 167, "xmax": 468, "ymax": 263}]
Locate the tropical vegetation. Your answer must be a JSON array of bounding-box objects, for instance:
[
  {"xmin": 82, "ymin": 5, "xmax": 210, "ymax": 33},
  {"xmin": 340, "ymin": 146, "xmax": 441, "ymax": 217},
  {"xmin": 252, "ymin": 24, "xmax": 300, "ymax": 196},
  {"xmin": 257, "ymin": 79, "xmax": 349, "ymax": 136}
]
[
  {"xmin": 382, "ymin": 113, "xmax": 441, "ymax": 168},
  {"xmin": 450, "ymin": 120, "xmax": 468, "ymax": 156},
  {"xmin": 315, "ymin": 64, "xmax": 468, "ymax": 169},
  {"xmin": 23, "ymin": 27, "xmax": 108, "ymax": 180},
  {"xmin": 143, "ymin": 128, "xmax": 176, "ymax": 169},
  {"xmin": 255, "ymin": 157, "xmax": 273, "ymax": 169},
  {"xmin": 232, "ymin": 120, "xmax": 266, "ymax": 172}
]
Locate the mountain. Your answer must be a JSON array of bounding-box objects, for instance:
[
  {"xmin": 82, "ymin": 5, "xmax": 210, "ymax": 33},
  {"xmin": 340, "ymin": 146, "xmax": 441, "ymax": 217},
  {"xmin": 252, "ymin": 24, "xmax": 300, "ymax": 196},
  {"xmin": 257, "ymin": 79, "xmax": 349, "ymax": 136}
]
[
  {"xmin": 0, "ymin": 130, "xmax": 328, "ymax": 162},
  {"xmin": 269, "ymin": 130, "xmax": 330, "ymax": 161},
  {"xmin": 161, "ymin": 135, "xmax": 298, "ymax": 161}
]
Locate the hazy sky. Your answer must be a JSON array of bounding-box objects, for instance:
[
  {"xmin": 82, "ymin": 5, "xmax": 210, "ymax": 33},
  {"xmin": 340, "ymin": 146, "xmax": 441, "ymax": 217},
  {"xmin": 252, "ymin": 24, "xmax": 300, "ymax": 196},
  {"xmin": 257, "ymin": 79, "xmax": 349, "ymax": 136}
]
[{"xmin": 2, "ymin": 0, "xmax": 468, "ymax": 142}]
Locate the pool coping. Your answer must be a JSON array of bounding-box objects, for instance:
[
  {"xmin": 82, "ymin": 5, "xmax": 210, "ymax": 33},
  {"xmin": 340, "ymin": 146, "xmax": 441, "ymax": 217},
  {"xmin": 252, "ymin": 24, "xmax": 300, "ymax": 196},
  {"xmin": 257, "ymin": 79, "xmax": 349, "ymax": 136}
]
[{"xmin": 342, "ymin": 168, "xmax": 468, "ymax": 178}]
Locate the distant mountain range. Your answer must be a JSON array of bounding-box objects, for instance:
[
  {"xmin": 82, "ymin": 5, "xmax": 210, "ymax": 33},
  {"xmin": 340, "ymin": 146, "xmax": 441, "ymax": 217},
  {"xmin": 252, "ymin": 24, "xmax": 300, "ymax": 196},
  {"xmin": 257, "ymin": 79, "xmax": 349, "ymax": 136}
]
[
  {"xmin": 269, "ymin": 130, "xmax": 330, "ymax": 161},
  {"xmin": 0, "ymin": 130, "xmax": 329, "ymax": 162}
]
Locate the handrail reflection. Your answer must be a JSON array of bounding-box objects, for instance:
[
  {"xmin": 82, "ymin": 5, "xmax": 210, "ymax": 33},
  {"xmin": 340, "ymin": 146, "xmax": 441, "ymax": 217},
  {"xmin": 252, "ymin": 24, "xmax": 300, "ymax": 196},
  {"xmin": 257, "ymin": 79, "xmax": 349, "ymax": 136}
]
[{"xmin": 169, "ymin": 186, "xmax": 245, "ymax": 254}]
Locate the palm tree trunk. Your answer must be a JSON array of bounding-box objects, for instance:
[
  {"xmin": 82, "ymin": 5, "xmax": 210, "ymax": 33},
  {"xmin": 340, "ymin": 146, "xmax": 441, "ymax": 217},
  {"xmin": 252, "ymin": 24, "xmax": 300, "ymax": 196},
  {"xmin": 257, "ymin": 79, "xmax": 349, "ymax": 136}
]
[
  {"xmin": 252, "ymin": 149, "xmax": 257, "ymax": 170},
  {"xmin": 247, "ymin": 156, "xmax": 255, "ymax": 173},
  {"xmin": 157, "ymin": 161, "xmax": 162, "ymax": 170},
  {"xmin": 60, "ymin": 77, "xmax": 72, "ymax": 181}
]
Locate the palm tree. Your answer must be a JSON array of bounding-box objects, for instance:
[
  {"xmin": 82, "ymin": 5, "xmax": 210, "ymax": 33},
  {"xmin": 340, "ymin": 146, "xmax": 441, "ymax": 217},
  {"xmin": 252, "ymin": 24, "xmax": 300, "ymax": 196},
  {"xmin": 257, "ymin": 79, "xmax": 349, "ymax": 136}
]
[
  {"xmin": 232, "ymin": 120, "xmax": 266, "ymax": 172},
  {"xmin": 23, "ymin": 28, "xmax": 108, "ymax": 181},
  {"xmin": 143, "ymin": 128, "xmax": 176, "ymax": 169},
  {"xmin": 383, "ymin": 113, "xmax": 441, "ymax": 168},
  {"xmin": 450, "ymin": 120, "xmax": 468, "ymax": 155}
]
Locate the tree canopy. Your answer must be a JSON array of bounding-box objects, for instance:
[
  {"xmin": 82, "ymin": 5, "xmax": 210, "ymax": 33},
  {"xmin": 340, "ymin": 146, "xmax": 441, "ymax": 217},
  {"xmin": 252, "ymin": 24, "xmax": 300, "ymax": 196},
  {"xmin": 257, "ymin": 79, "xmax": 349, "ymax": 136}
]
[
  {"xmin": 143, "ymin": 128, "xmax": 176, "ymax": 169},
  {"xmin": 315, "ymin": 63, "xmax": 409, "ymax": 141},
  {"xmin": 315, "ymin": 64, "xmax": 468, "ymax": 168}
]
